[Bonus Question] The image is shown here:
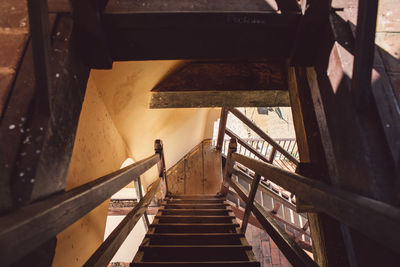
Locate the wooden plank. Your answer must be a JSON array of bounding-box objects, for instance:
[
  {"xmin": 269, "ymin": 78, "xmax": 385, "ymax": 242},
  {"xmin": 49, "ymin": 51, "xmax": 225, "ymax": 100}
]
[
  {"xmin": 69, "ymin": 0, "xmax": 112, "ymax": 68},
  {"xmin": 84, "ymin": 178, "xmax": 161, "ymax": 267},
  {"xmin": 241, "ymin": 174, "xmax": 261, "ymax": 233},
  {"xmin": 230, "ymin": 179, "xmax": 317, "ymax": 267},
  {"xmin": 225, "ymin": 129, "xmax": 269, "ymax": 163},
  {"xmin": 229, "ymin": 108, "xmax": 299, "ymax": 165},
  {"xmin": 0, "ymin": 153, "xmax": 159, "ymax": 266},
  {"xmin": 216, "ymin": 108, "xmax": 228, "ymax": 151},
  {"xmin": 152, "ymin": 61, "xmax": 287, "ymax": 92},
  {"xmin": 232, "ymin": 152, "xmax": 400, "ymax": 254},
  {"xmin": 202, "ymin": 140, "xmax": 223, "ymax": 194},
  {"xmin": 150, "ymin": 90, "xmax": 290, "ymax": 109},
  {"xmin": 185, "ymin": 144, "xmax": 204, "ymax": 194}
]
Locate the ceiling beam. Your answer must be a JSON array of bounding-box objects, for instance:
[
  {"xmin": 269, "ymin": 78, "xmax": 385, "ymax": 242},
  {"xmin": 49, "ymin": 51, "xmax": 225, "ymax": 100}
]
[{"xmin": 150, "ymin": 90, "xmax": 289, "ymax": 108}]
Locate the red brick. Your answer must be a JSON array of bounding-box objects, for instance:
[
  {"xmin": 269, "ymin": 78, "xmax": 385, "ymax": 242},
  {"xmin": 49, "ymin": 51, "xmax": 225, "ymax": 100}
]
[
  {"xmin": 0, "ymin": 72, "xmax": 14, "ymax": 117},
  {"xmin": 280, "ymin": 251, "xmax": 292, "ymax": 267},
  {"xmin": 0, "ymin": 0, "xmax": 28, "ymax": 29},
  {"xmin": 263, "ymin": 257, "xmax": 272, "ymax": 267},
  {"xmin": 271, "ymin": 248, "xmax": 280, "ymax": 265},
  {"xmin": 270, "ymin": 238, "xmax": 278, "ymax": 249},
  {"xmin": 261, "ymin": 240, "xmax": 271, "ymax": 256},
  {"xmin": 0, "ymin": 33, "xmax": 27, "ymax": 69}
]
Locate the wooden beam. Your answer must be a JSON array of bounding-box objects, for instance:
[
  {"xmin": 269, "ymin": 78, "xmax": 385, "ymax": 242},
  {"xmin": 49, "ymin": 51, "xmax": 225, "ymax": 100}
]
[
  {"xmin": 102, "ymin": 0, "xmax": 300, "ymax": 61},
  {"xmin": 230, "ymin": 179, "xmax": 317, "ymax": 267},
  {"xmin": 232, "ymin": 152, "xmax": 400, "ymax": 254},
  {"xmin": 288, "ymin": 66, "xmax": 351, "ymax": 266},
  {"xmin": 241, "ymin": 174, "xmax": 261, "ymax": 233},
  {"xmin": 152, "ymin": 61, "xmax": 288, "ymax": 92},
  {"xmin": 351, "ymin": 0, "xmax": 378, "ymax": 108},
  {"xmin": 229, "ymin": 108, "xmax": 299, "ymax": 165},
  {"xmin": 84, "ymin": 178, "xmax": 161, "ymax": 267},
  {"xmin": 150, "ymin": 90, "xmax": 290, "ymax": 109},
  {"xmin": 0, "ymin": 153, "xmax": 159, "ymax": 266}
]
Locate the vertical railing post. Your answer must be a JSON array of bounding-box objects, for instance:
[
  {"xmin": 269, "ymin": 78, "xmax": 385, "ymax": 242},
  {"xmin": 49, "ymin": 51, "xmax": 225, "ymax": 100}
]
[
  {"xmin": 134, "ymin": 176, "xmax": 150, "ymax": 231},
  {"xmin": 216, "ymin": 108, "xmax": 229, "ymax": 151},
  {"xmin": 155, "ymin": 139, "xmax": 168, "ymax": 197},
  {"xmin": 241, "ymin": 173, "xmax": 261, "ymax": 233},
  {"xmin": 269, "ymin": 147, "xmax": 277, "ymax": 163},
  {"xmin": 220, "ymin": 138, "xmax": 237, "ymax": 196}
]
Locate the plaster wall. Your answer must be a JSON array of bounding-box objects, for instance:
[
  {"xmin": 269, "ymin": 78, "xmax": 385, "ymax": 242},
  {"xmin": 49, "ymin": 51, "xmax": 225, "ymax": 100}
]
[
  {"xmin": 52, "ymin": 74, "xmax": 129, "ymax": 267},
  {"xmin": 91, "ymin": 61, "xmax": 212, "ymax": 189}
]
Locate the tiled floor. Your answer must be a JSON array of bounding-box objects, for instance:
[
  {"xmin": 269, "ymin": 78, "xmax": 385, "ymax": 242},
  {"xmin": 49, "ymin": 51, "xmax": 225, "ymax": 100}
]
[{"xmin": 241, "ymin": 219, "xmax": 292, "ymax": 267}]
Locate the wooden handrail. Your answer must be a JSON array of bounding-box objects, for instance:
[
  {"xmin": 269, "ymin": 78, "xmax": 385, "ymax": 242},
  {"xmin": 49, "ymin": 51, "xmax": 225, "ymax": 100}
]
[
  {"xmin": 241, "ymin": 174, "xmax": 261, "ymax": 233},
  {"xmin": 84, "ymin": 178, "xmax": 161, "ymax": 266},
  {"xmin": 232, "ymin": 152, "xmax": 400, "ymax": 254},
  {"xmin": 230, "ymin": 179, "xmax": 317, "ymax": 267},
  {"xmin": 225, "ymin": 128, "xmax": 269, "ymax": 163},
  {"xmin": 228, "ymin": 108, "xmax": 299, "ymax": 165},
  {"xmin": 0, "ymin": 153, "xmax": 160, "ymax": 266}
]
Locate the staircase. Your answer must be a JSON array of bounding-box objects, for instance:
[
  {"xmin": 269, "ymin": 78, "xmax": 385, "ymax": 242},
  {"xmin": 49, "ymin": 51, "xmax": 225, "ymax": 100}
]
[{"xmin": 132, "ymin": 194, "xmax": 260, "ymax": 266}]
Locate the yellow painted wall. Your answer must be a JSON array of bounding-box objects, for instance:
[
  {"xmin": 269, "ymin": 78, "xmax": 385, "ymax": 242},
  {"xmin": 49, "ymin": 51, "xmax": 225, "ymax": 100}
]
[
  {"xmin": 52, "ymin": 74, "xmax": 129, "ymax": 267},
  {"xmin": 91, "ymin": 61, "xmax": 211, "ymax": 189}
]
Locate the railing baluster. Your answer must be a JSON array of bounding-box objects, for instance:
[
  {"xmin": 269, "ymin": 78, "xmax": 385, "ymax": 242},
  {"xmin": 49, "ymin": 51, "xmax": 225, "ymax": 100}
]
[
  {"xmin": 241, "ymin": 174, "xmax": 261, "ymax": 233},
  {"xmin": 134, "ymin": 176, "xmax": 150, "ymax": 231}
]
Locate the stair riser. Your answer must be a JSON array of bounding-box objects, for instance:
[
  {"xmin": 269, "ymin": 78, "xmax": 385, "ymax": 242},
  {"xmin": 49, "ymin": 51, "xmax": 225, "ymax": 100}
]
[
  {"xmin": 146, "ymin": 235, "xmax": 243, "ymax": 245},
  {"xmin": 160, "ymin": 210, "xmax": 231, "ymax": 216},
  {"xmin": 140, "ymin": 247, "xmax": 251, "ymax": 261},
  {"xmin": 163, "ymin": 204, "xmax": 228, "ymax": 209},
  {"xmin": 156, "ymin": 217, "xmax": 233, "ymax": 223},
  {"xmin": 132, "ymin": 262, "xmax": 260, "ymax": 267},
  {"xmin": 152, "ymin": 225, "xmax": 239, "ymax": 233}
]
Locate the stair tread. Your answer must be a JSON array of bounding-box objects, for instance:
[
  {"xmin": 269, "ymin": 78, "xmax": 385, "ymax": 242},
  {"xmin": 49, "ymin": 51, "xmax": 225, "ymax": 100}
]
[
  {"xmin": 132, "ymin": 261, "xmax": 260, "ymax": 266},
  {"xmin": 141, "ymin": 245, "xmax": 252, "ymax": 248}
]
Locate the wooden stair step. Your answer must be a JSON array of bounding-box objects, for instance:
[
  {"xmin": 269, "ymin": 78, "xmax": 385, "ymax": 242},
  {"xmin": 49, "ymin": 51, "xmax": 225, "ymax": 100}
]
[
  {"xmin": 155, "ymin": 215, "xmax": 235, "ymax": 223},
  {"xmin": 131, "ymin": 261, "xmax": 260, "ymax": 266},
  {"xmin": 145, "ymin": 233, "xmax": 244, "ymax": 245},
  {"xmin": 150, "ymin": 223, "xmax": 239, "ymax": 233},
  {"xmin": 168, "ymin": 195, "xmax": 222, "ymax": 199},
  {"xmin": 159, "ymin": 209, "xmax": 231, "ymax": 216},
  {"xmin": 139, "ymin": 245, "xmax": 253, "ymax": 261},
  {"xmin": 162, "ymin": 203, "xmax": 229, "ymax": 209},
  {"xmin": 166, "ymin": 199, "xmax": 225, "ymax": 204}
]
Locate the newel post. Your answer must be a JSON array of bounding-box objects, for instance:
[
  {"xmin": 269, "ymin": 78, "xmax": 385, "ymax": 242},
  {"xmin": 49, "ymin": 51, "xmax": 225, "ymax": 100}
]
[
  {"xmin": 216, "ymin": 107, "xmax": 228, "ymax": 151},
  {"xmin": 220, "ymin": 138, "xmax": 237, "ymax": 196},
  {"xmin": 155, "ymin": 139, "xmax": 169, "ymax": 196}
]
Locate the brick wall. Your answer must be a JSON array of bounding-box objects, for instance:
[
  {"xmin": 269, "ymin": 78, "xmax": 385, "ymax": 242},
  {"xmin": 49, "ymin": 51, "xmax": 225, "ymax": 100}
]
[
  {"xmin": 375, "ymin": 0, "xmax": 400, "ymax": 102},
  {"xmin": 0, "ymin": 0, "xmax": 29, "ymax": 117}
]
